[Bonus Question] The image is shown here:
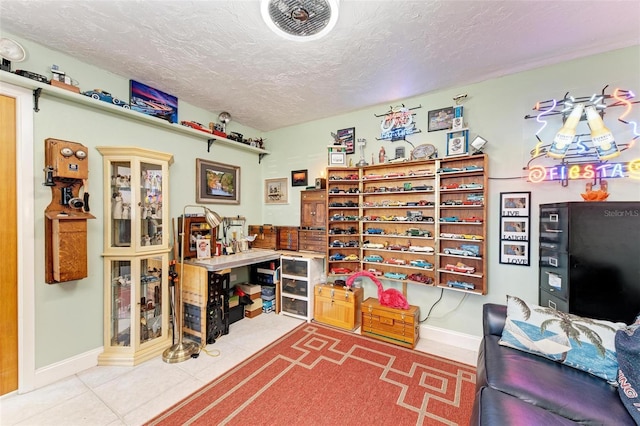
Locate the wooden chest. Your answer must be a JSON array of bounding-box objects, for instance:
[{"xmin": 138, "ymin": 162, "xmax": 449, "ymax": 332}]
[
  {"xmin": 249, "ymin": 225, "xmax": 278, "ymax": 250},
  {"xmin": 277, "ymin": 226, "xmax": 299, "ymax": 251},
  {"xmin": 361, "ymin": 297, "xmax": 420, "ymax": 349},
  {"xmin": 298, "ymin": 229, "xmax": 326, "ymax": 253},
  {"xmin": 314, "ymin": 284, "xmax": 363, "ymax": 330}
]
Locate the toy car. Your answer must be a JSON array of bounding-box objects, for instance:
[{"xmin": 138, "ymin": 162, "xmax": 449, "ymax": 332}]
[
  {"xmin": 441, "ymin": 183, "xmax": 460, "ymax": 190},
  {"xmin": 419, "ymin": 216, "xmax": 435, "ymax": 223},
  {"xmin": 363, "ymin": 254, "xmax": 384, "ymax": 262},
  {"xmin": 329, "ymin": 253, "xmax": 345, "ymax": 261},
  {"xmin": 331, "ymin": 267, "xmax": 352, "ymax": 274},
  {"xmin": 329, "ymin": 175, "xmax": 344, "ymax": 181},
  {"xmin": 437, "ymin": 167, "xmax": 462, "ymax": 173},
  {"xmin": 367, "ymin": 268, "xmax": 383, "ymax": 276},
  {"xmin": 330, "ymin": 240, "xmax": 345, "ymax": 247},
  {"xmin": 461, "ymin": 234, "xmax": 484, "ymax": 240},
  {"xmin": 460, "ymin": 244, "xmax": 481, "ymax": 256},
  {"xmin": 365, "ymin": 228, "xmax": 384, "ymax": 234},
  {"xmin": 384, "ymin": 258, "xmax": 406, "ymax": 265},
  {"xmin": 407, "ymin": 273, "xmax": 433, "ymax": 284},
  {"xmin": 418, "ymin": 200, "xmax": 434, "ymax": 206},
  {"xmin": 384, "ymin": 272, "xmax": 407, "ymax": 280},
  {"xmin": 462, "ymin": 165, "xmax": 483, "ymax": 171},
  {"xmin": 362, "ymin": 242, "xmax": 385, "ymax": 249},
  {"xmin": 440, "ymin": 216, "xmax": 460, "ymax": 222},
  {"xmin": 409, "ymin": 245, "xmax": 434, "ymax": 253},
  {"xmin": 412, "ymin": 185, "xmax": 434, "ymax": 191},
  {"xmin": 329, "ymin": 202, "xmax": 345, "ymax": 207},
  {"xmin": 443, "ymin": 247, "xmax": 476, "ymax": 256},
  {"xmin": 439, "ymin": 232, "xmax": 459, "ymax": 239},
  {"xmin": 410, "ymin": 259, "xmax": 433, "ymax": 269},
  {"xmin": 346, "ymin": 240, "xmax": 360, "ymax": 247},
  {"xmin": 329, "ymin": 227, "xmax": 346, "ymax": 234},
  {"xmin": 346, "ymin": 188, "xmax": 360, "ymax": 193},
  {"xmin": 344, "ymin": 200, "xmax": 358, "ymax": 207},
  {"xmin": 345, "ymin": 174, "xmax": 359, "ymax": 180},
  {"xmin": 384, "ymin": 172, "xmax": 405, "ymax": 178},
  {"xmin": 406, "ymin": 228, "xmax": 431, "ymax": 237},
  {"xmin": 463, "ymin": 216, "xmax": 483, "ymax": 223},
  {"xmin": 363, "ymin": 174, "xmax": 383, "ymax": 180},
  {"xmin": 442, "ymin": 199, "xmax": 463, "ymax": 206},
  {"xmin": 330, "ymin": 214, "xmax": 345, "ymax": 221},
  {"xmin": 447, "ymin": 280, "xmax": 475, "ymax": 290},
  {"xmin": 459, "ymin": 183, "xmax": 484, "ymax": 189},
  {"xmin": 387, "ymin": 244, "xmax": 408, "ymax": 251},
  {"xmin": 329, "ymin": 187, "xmax": 344, "ymax": 193},
  {"xmin": 445, "ymin": 262, "xmax": 475, "ymax": 273},
  {"xmin": 344, "ymin": 254, "xmax": 359, "ymax": 261},
  {"xmin": 180, "ymin": 120, "xmax": 211, "ymax": 133},
  {"xmin": 408, "ymin": 169, "xmax": 434, "ymax": 176},
  {"xmin": 82, "ymin": 89, "xmax": 130, "ymax": 109}
]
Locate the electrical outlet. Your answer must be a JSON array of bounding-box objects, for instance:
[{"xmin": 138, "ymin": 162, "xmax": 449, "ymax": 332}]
[{"xmin": 230, "ymin": 274, "xmax": 237, "ymax": 282}]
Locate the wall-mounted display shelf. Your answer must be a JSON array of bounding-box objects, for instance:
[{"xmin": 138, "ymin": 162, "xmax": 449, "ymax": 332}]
[
  {"xmin": 0, "ymin": 71, "xmax": 270, "ymax": 161},
  {"xmin": 324, "ymin": 155, "xmax": 488, "ymax": 295}
]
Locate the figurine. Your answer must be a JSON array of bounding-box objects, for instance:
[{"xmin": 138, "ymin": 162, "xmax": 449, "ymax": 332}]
[
  {"xmin": 112, "ymin": 192, "xmax": 123, "ymax": 219},
  {"xmin": 379, "ymin": 146, "xmax": 386, "ymax": 164}
]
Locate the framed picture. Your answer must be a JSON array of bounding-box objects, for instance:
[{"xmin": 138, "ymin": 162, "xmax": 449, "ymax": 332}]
[
  {"xmin": 499, "ymin": 192, "xmax": 531, "ymax": 266},
  {"xmin": 328, "ymin": 151, "xmax": 346, "ymax": 166},
  {"xmin": 196, "ymin": 159, "xmax": 240, "ymax": 204},
  {"xmin": 446, "ymin": 130, "xmax": 469, "ymax": 157},
  {"xmin": 428, "ymin": 106, "xmax": 454, "ymax": 132},
  {"xmin": 337, "ymin": 127, "xmax": 355, "ymax": 154},
  {"xmin": 265, "ymin": 177, "xmax": 288, "ymax": 204},
  {"xmin": 291, "ymin": 169, "xmax": 308, "ymax": 187},
  {"xmin": 129, "ymin": 80, "xmax": 178, "ymax": 123}
]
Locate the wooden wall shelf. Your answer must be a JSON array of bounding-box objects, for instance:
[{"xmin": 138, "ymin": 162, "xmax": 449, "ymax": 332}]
[{"xmin": 0, "ymin": 71, "xmax": 270, "ymax": 161}]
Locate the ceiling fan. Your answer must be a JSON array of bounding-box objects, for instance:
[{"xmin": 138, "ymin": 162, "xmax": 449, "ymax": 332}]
[
  {"xmin": 261, "ymin": 0, "xmax": 340, "ymax": 42},
  {"xmin": 0, "ymin": 38, "xmax": 26, "ymax": 72}
]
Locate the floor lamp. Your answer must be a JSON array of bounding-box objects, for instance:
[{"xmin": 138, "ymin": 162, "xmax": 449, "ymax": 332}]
[{"xmin": 162, "ymin": 205, "xmax": 222, "ymax": 363}]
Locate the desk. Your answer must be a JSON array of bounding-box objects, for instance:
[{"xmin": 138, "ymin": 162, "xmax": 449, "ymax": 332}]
[{"xmin": 181, "ymin": 249, "xmax": 280, "ymax": 344}]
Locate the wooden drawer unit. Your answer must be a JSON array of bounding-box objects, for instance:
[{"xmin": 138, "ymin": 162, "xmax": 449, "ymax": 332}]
[
  {"xmin": 361, "ymin": 297, "xmax": 420, "ymax": 349},
  {"xmin": 278, "ymin": 226, "xmax": 299, "ymax": 251},
  {"xmin": 299, "ymin": 229, "xmax": 326, "ymax": 253},
  {"xmin": 314, "ymin": 284, "xmax": 363, "ymax": 330},
  {"xmin": 249, "ymin": 225, "xmax": 279, "ymax": 250}
]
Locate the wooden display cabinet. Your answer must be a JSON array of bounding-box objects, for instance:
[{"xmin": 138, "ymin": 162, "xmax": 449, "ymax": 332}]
[
  {"xmin": 299, "ymin": 189, "xmax": 327, "ymax": 253},
  {"xmin": 314, "ymin": 283, "xmax": 363, "ymax": 330},
  {"xmin": 326, "ymin": 167, "xmax": 361, "ymax": 277},
  {"xmin": 96, "ymin": 147, "xmax": 174, "ymax": 365},
  {"xmin": 436, "ymin": 154, "xmax": 488, "ymax": 294},
  {"xmin": 359, "ymin": 160, "xmax": 438, "ymax": 285},
  {"xmin": 178, "ymin": 216, "xmax": 217, "ymax": 259}
]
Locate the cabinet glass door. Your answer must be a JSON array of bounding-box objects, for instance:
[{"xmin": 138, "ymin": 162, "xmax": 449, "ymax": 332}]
[
  {"xmin": 110, "ymin": 161, "xmax": 132, "ymax": 248},
  {"xmin": 139, "ymin": 256, "xmax": 163, "ymax": 345},
  {"xmin": 139, "ymin": 162, "xmax": 164, "ymax": 248},
  {"xmin": 109, "ymin": 259, "xmax": 132, "ymax": 347}
]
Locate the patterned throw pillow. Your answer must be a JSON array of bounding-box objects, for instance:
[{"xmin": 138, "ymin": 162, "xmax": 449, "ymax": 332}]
[
  {"xmin": 499, "ymin": 295, "xmax": 626, "ymax": 383},
  {"xmin": 615, "ymin": 314, "xmax": 640, "ymax": 423}
]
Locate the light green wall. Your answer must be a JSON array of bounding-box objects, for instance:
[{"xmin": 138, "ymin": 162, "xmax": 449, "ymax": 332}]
[
  {"xmin": 263, "ymin": 45, "xmax": 640, "ymax": 334},
  {"xmin": 4, "ymin": 29, "xmax": 639, "ymax": 368}
]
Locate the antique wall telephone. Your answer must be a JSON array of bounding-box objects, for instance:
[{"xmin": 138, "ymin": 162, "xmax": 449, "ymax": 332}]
[{"xmin": 43, "ymin": 138, "xmax": 95, "ymax": 283}]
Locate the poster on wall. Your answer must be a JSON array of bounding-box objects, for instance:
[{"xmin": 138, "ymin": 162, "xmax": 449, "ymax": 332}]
[{"xmin": 499, "ymin": 192, "xmax": 531, "ymax": 266}]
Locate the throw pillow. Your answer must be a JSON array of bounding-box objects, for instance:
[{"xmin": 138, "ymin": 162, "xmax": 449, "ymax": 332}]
[
  {"xmin": 499, "ymin": 295, "xmax": 625, "ymax": 383},
  {"xmin": 615, "ymin": 314, "xmax": 640, "ymax": 423}
]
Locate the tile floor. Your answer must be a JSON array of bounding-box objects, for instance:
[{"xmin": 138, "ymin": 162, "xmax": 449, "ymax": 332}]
[{"xmin": 0, "ymin": 313, "xmax": 477, "ymax": 426}]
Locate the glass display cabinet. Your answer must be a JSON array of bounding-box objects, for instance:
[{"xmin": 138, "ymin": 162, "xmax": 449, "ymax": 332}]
[{"xmin": 97, "ymin": 147, "xmax": 174, "ymax": 366}]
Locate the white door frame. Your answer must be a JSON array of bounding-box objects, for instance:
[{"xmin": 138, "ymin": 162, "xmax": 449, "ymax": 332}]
[{"xmin": 1, "ymin": 82, "xmax": 36, "ymax": 393}]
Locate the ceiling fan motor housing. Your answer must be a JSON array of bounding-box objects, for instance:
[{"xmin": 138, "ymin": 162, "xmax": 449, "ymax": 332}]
[{"xmin": 262, "ymin": 0, "xmax": 339, "ymax": 41}]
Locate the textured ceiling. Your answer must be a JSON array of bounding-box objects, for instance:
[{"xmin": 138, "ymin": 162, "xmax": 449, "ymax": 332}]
[{"xmin": 1, "ymin": 0, "xmax": 639, "ymax": 132}]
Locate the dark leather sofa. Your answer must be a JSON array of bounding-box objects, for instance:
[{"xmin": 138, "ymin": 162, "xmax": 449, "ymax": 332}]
[{"xmin": 471, "ymin": 303, "xmax": 635, "ymax": 425}]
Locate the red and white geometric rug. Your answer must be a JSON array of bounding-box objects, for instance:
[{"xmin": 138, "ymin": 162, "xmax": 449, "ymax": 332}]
[{"xmin": 147, "ymin": 323, "xmax": 476, "ymax": 426}]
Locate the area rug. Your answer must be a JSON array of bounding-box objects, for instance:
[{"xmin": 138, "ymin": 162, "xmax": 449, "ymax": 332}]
[{"xmin": 148, "ymin": 323, "xmax": 476, "ymax": 426}]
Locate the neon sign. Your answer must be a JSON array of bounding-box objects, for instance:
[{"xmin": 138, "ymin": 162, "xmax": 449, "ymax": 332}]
[
  {"xmin": 528, "ymin": 159, "xmax": 640, "ymax": 182},
  {"xmin": 377, "ymin": 104, "xmax": 421, "ymax": 141}
]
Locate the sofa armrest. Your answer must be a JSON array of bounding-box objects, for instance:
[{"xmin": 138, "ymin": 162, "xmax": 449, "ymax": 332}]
[{"xmin": 483, "ymin": 303, "xmax": 507, "ymax": 337}]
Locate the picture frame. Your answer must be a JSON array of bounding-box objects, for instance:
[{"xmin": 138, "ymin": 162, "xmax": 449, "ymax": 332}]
[
  {"xmin": 129, "ymin": 80, "xmax": 178, "ymax": 123},
  {"xmin": 265, "ymin": 177, "xmax": 288, "ymax": 204},
  {"xmin": 499, "ymin": 191, "xmax": 531, "ymax": 266},
  {"xmin": 446, "ymin": 129, "xmax": 469, "ymax": 157},
  {"xmin": 196, "ymin": 159, "xmax": 240, "ymax": 204},
  {"xmin": 337, "ymin": 127, "xmax": 355, "ymax": 154},
  {"xmin": 428, "ymin": 106, "xmax": 454, "ymax": 132},
  {"xmin": 328, "ymin": 151, "xmax": 347, "ymax": 166},
  {"xmin": 291, "ymin": 169, "xmax": 308, "ymax": 187}
]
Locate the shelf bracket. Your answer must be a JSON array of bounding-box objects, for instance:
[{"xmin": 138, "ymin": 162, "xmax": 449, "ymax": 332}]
[
  {"xmin": 259, "ymin": 153, "xmax": 266, "ymax": 164},
  {"xmin": 33, "ymin": 88, "xmax": 42, "ymax": 112},
  {"xmin": 207, "ymin": 138, "xmax": 215, "ymax": 152}
]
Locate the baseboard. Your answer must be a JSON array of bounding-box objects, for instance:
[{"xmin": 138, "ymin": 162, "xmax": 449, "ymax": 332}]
[
  {"xmin": 34, "ymin": 347, "xmax": 102, "ymax": 389},
  {"xmin": 419, "ymin": 324, "xmax": 481, "ymax": 353}
]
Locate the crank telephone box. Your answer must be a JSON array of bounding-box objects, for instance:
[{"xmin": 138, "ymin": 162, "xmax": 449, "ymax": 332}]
[{"xmin": 44, "ymin": 138, "xmax": 95, "ymax": 283}]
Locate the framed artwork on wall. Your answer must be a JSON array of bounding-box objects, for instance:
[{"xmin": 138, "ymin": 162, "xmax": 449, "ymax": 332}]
[
  {"xmin": 129, "ymin": 80, "xmax": 178, "ymax": 123},
  {"xmin": 265, "ymin": 177, "xmax": 288, "ymax": 204},
  {"xmin": 337, "ymin": 127, "xmax": 355, "ymax": 154},
  {"xmin": 428, "ymin": 106, "xmax": 454, "ymax": 132},
  {"xmin": 196, "ymin": 159, "xmax": 240, "ymax": 204},
  {"xmin": 499, "ymin": 192, "xmax": 531, "ymax": 266},
  {"xmin": 291, "ymin": 169, "xmax": 308, "ymax": 187}
]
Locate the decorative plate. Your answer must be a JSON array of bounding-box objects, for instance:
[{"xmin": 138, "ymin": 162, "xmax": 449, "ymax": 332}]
[{"xmin": 411, "ymin": 144, "xmax": 436, "ymax": 160}]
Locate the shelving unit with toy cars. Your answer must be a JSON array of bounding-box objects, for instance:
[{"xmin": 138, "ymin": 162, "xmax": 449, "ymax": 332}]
[
  {"xmin": 326, "ymin": 167, "xmax": 361, "ymax": 276},
  {"xmin": 324, "ymin": 155, "xmax": 488, "ymax": 295},
  {"xmin": 359, "ymin": 160, "xmax": 438, "ymax": 286},
  {"xmin": 436, "ymin": 154, "xmax": 488, "ymax": 294}
]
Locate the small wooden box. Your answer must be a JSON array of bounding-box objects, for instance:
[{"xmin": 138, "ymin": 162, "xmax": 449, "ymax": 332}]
[
  {"xmin": 249, "ymin": 225, "xmax": 279, "ymax": 250},
  {"xmin": 278, "ymin": 226, "xmax": 299, "ymax": 251},
  {"xmin": 314, "ymin": 284, "xmax": 363, "ymax": 330},
  {"xmin": 361, "ymin": 297, "xmax": 420, "ymax": 349},
  {"xmin": 50, "ymin": 79, "xmax": 81, "ymax": 93}
]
